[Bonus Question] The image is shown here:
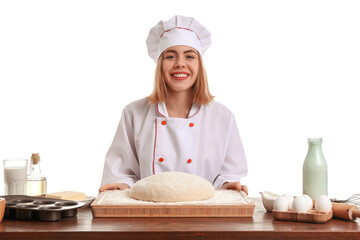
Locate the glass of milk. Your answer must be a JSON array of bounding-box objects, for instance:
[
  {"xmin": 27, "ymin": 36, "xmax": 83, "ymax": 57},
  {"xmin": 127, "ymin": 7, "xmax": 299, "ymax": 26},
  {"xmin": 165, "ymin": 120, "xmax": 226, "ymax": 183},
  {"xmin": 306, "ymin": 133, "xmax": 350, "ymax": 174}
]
[{"xmin": 3, "ymin": 158, "xmax": 28, "ymax": 195}]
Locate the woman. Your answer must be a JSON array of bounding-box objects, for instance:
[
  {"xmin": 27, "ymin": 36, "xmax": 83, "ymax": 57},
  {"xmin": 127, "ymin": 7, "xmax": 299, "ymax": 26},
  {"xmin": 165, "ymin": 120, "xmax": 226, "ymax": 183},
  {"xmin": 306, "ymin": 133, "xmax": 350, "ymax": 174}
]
[{"xmin": 99, "ymin": 15, "xmax": 248, "ymax": 194}]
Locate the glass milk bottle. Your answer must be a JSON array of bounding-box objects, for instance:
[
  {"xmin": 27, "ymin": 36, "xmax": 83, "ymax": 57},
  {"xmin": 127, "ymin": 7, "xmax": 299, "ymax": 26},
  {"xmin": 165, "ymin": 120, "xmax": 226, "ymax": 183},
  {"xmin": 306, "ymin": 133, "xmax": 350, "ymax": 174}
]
[
  {"xmin": 26, "ymin": 153, "xmax": 47, "ymax": 196},
  {"xmin": 303, "ymin": 138, "xmax": 328, "ymax": 199}
]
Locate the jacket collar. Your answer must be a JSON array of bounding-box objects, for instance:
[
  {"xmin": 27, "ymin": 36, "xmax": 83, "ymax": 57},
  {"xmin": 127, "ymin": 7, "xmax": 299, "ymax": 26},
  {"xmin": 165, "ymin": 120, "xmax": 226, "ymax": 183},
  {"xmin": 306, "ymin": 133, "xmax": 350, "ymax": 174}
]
[{"xmin": 157, "ymin": 102, "xmax": 201, "ymax": 118}]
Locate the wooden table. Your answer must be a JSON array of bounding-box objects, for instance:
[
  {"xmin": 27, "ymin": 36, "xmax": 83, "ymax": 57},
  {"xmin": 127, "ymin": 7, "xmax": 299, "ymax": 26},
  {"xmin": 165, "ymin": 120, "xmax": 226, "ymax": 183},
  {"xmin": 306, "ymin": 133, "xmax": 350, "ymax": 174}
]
[{"xmin": 0, "ymin": 198, "xmax": 359, "ymax": 240}]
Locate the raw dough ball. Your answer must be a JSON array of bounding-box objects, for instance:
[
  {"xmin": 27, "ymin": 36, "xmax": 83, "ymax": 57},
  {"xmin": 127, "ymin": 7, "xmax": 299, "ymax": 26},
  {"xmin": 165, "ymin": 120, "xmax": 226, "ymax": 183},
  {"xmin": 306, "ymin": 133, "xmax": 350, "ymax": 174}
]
[
  {"xmin": 315, "ymin": 195, "xmax": 332, "ymax": 212},
  {"xmin": 292, "ymin": 196, "xmax": 308, "ymax": 213},
  {"xmin": 129, "ymin": 171, "xmax": 215, "ymax": 202},
  {"xmin": 273, "ymin": 196, "xmax": 289, "ymax": 211}
]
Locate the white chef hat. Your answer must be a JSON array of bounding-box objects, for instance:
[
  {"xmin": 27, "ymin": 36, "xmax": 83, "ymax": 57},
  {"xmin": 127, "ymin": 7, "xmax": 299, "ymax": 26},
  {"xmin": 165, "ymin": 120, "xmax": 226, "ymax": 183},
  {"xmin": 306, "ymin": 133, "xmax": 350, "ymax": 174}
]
[{"xmin": 146, "ymin": 15, "xmax": 211, "ymax": 63}]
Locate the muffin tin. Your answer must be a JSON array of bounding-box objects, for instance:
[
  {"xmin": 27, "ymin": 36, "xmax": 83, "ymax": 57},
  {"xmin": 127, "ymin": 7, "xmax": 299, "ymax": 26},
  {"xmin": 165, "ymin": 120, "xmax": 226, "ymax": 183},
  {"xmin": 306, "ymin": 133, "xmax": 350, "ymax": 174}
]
[{"xmin": 1, "ymin": 195, "xmax": 85, "ymax": 222}]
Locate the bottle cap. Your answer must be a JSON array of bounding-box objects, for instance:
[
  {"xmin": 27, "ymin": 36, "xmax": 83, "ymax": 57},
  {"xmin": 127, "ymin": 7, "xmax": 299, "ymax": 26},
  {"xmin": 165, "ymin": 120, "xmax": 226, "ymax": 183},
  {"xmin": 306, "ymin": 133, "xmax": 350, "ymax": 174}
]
[{"xmin": 31, "ymin": 153, "xmax": 40, "ymax": 164}]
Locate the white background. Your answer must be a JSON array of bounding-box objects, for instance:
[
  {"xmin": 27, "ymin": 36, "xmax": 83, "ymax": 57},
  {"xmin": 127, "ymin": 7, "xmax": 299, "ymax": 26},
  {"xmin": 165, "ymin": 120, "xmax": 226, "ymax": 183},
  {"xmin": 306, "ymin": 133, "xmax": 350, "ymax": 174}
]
[{"xmin": 1, "ymin": 0, "xmax": 359, "ymax": 199}]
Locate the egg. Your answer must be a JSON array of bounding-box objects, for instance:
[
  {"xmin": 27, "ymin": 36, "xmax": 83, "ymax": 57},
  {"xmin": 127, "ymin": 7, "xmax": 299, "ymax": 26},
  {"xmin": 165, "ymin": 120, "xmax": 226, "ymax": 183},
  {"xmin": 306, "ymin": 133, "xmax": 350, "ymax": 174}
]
[
  {"xmin": 302, "ymin": 194, "xmax": 314, "ymax": 210},
  {"xmin": 282, "ymin": 194, "xmax": 294, "ymax": 210},
  {"xmin": 292, "ymin": 196, "xmax": 308, "ymax": 213},
  {"xmin": 315, "ymin": 195, "xmax": 332, "ymax": 212},
  {"xmin": 273, "ymin": 196, "xmax": 289, "ymax": 211}
]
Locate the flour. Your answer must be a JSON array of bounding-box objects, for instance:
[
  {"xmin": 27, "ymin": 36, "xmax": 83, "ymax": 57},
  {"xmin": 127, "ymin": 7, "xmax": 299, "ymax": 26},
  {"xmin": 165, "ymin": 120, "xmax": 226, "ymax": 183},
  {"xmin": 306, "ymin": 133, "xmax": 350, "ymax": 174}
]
[{"xmin": 95, "ymin": 189, "xmax": 252, "ymax": 205}]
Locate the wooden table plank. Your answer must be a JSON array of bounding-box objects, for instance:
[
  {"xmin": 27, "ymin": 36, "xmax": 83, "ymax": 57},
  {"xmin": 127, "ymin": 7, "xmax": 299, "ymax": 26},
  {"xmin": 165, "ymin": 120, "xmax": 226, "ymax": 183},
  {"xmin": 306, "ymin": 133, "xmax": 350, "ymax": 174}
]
[{"xmin": 0, "ymin": 198, "xmax": 359, "ymax": 240}]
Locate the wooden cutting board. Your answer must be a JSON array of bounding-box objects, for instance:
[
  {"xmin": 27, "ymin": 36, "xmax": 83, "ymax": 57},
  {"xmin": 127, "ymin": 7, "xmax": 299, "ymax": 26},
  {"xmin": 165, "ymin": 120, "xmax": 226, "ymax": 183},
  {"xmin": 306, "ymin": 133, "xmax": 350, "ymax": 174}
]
[
  {"xmin": 91, "ymin": 189, "xmax": 255, "ymax": 217},
  {"xmin": 272, "ymin": 209, "xmax": 333, "ymax": 223}
]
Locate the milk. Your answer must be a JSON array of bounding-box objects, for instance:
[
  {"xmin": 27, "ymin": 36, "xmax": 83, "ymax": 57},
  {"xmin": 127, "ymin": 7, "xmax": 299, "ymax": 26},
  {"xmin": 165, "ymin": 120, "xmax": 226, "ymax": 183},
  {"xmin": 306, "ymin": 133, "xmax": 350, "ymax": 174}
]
[
  {"xmin": 4, "ymin": 166, "xmax": 27, "ymax": 195},
  {"xmin": 303, "ymin": 138, "xmax": 328, "ymax": 199}
]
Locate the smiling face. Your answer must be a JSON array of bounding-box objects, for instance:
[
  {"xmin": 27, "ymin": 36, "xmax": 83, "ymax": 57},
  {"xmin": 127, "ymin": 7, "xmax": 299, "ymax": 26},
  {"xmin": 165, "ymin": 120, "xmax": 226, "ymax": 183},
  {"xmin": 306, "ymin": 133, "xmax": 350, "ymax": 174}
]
[{"xmin": 162, "ymin": 45, "xmax": 200, "ymax": 94}]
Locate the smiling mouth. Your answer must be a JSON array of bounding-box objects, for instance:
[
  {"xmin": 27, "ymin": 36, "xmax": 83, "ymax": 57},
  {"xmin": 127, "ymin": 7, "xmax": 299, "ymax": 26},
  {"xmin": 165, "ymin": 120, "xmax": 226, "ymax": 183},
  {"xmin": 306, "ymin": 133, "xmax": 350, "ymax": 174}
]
[{"xmin": 171, "ymin": 73, "xmax": 190, "ymax": 80}]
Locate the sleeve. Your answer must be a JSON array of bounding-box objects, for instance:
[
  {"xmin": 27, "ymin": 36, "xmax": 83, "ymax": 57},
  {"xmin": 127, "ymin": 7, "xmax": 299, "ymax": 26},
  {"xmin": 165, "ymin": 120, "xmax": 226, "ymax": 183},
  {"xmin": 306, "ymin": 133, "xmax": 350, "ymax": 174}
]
[
  {"xmin": 213, "ymin": 113, "xmax": 248, "ymax": 190},
  {"xmin": 100, "ymin": 107, "xmax": 140, "ymax": 188}
]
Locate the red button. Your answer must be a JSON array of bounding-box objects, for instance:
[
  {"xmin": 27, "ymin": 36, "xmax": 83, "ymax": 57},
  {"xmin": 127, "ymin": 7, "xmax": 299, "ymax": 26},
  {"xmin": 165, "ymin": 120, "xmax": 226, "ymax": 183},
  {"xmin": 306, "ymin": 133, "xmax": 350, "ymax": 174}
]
[
  {"xmin": 161, "ymin": 121, "xmax": 166, "ymax": 125},
  {"xmin": 187, "ymin": 159, "xmax": 192, "ymax": 164},
  {"xmin": 159, "ymin": 158, "xmax": 164, "ymax": 162},
  {"xmin": 189, "ymin": 123, "xmax": 194, "ymax": 127}
]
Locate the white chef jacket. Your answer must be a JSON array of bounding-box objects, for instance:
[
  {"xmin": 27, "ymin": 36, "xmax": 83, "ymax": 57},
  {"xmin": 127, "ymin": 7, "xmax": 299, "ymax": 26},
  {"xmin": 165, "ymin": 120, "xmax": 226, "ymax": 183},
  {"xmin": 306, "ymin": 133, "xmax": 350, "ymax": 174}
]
[{"xmin": 101, "ymin": 98, "xmax": 247, "ymax": 190}]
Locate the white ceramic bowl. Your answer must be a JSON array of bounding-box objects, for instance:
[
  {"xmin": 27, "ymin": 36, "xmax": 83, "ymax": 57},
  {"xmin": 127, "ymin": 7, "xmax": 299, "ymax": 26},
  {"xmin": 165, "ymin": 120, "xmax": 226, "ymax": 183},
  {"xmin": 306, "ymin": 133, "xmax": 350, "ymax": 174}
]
[{"xmin": 259, "ymin": 191, "xmax": 280, "ymax": 212}]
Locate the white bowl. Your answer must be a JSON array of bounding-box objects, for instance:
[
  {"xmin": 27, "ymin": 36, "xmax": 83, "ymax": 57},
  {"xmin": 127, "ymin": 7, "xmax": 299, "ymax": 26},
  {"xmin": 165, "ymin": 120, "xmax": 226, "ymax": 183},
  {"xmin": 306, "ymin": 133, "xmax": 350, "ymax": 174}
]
[{"xmin": 259, "ymin": 191, "xmax": 280, "ymax": 212}]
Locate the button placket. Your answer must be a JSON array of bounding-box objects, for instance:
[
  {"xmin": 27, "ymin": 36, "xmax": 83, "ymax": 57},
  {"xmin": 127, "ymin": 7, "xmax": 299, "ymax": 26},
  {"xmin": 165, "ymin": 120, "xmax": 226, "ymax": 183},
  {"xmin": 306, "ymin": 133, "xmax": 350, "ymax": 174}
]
[
  {"xmin": 155, "ymin": 116, "xmax": 199, "ymax": 173},
  {"xmin": 186, "ymin": 117, "xmax": 196, "ymax": 165},
  {"xmin": 154, "ymin": 118, "xmax": 169, "ymax": 173}
]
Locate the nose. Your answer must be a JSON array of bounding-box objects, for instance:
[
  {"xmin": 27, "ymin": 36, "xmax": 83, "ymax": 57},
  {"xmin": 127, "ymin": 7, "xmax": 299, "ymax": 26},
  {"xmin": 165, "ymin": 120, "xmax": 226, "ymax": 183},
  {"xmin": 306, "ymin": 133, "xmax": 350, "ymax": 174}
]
[{"xmin": 174, "ymin": 56, "xmax": 186, "ymax": 68}]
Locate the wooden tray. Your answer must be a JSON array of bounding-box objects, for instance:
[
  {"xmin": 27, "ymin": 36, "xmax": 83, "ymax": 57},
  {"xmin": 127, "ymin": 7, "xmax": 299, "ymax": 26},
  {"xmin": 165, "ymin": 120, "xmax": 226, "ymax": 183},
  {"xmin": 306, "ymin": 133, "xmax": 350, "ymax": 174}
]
[
  {"xmin": 91, "ymin": 190, "xmax": 255, "ymax": 217},
  {"xmin": 272, "ymin": 209, "xmax": 333, "ymax": 223}
]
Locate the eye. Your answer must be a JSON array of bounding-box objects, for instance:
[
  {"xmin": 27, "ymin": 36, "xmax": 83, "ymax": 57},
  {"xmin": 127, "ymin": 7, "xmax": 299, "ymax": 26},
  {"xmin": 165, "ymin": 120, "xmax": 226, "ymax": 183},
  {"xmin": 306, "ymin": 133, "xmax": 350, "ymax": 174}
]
[
  {"xmin": 165, "ymin": 55, "xmax": 175, "ymax": 59},
  {"xmin": 186, "ymin": 55, "xmax": 196, "ymax": 59}
]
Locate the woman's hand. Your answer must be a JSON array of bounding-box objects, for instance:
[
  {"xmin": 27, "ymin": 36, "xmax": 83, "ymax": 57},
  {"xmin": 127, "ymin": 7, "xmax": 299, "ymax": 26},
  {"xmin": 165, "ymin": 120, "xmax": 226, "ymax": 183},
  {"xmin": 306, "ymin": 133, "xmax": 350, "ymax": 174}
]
[
  {"xmin": 221, "ymin": 182, "xmax": 248, "ymax": 195},
  {"xmin": 99, "ymin": 183, "xmax": 130, "ymax": 192}
]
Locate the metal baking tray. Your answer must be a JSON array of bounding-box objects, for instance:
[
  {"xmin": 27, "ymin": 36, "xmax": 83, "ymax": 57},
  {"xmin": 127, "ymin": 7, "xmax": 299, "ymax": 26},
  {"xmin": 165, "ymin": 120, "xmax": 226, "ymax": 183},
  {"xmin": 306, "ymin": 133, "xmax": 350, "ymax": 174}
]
[{"xmin": 1, "ymin": 195, "xmax": 85, "ymax": 222}]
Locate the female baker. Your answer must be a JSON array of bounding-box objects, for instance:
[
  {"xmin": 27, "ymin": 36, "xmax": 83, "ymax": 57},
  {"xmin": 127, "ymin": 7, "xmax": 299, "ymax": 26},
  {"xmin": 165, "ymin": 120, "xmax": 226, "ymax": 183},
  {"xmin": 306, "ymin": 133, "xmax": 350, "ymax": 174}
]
[{"xmin": 99, "ymin": 15, "xmax": 248, "ymax": 194}]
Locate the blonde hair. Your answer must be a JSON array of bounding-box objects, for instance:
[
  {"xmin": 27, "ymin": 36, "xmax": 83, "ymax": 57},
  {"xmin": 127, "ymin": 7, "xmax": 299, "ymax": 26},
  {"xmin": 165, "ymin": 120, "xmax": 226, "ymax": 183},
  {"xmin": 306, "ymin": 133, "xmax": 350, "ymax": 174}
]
[{"xmin": 147, "ymin": 53, "xmax": 214, "ymax": 105}]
